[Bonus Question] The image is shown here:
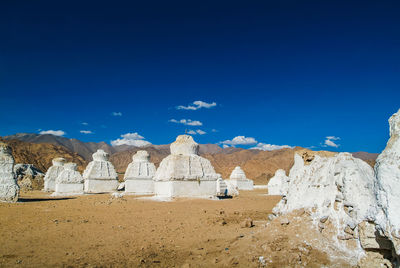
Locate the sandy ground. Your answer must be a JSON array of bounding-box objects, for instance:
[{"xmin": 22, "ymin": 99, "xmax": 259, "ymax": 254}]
[{"xmin": 0, "ymin": 190, "xmax": 342, "ymax": 267}]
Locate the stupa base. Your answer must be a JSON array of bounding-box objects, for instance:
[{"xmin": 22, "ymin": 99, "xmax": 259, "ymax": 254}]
[
  {"xmin": 229, "ymin": 179, "xmax": 254, "ymax": 190},
  {"xmin": 125, "ymin": 179, "xmax": 154, "ymax": 195},
  {"xmin": 53, "ymin": 183, "xmax": 84, "ymax": 196},
  {"xmin": 84, "ymin": 179, "xmax": 119, "ymax": 193},
  {"xmin": 154, "ymin": 180, "xmax": 217, "ymax": 197}
]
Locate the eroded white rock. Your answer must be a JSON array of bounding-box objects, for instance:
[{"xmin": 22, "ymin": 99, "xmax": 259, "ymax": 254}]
[
  {"xmin": 124, "ymin": 150, "xmax": 156, "ymax": 194},
  {"xmin": 227, "ymin": 166, "xmax": 254, "ymax": 190},
  {"xmin": 43, "ymin": 158, "xmax": 65, "ymax": 192},
  {"xmin": 267, "ymin": 169, "xmax": 288, "ymax": 195},
  {"xmin": 0, "ymin": 142, "xmax": 19, "ymax": 202},
  {"xmin": 153, "ymin": 135, "xmax": 221, "ymax": 197},
  {"xmin": 83, "ymin": 150, "xmax": 118, "ymax": 193},
  {"xmin": 375, "ymin": 108, "xmax": 400, "ymax": 255},
  {"xmin": 53, "ymin": 162, "xmax": 84, "ymax": 196}
]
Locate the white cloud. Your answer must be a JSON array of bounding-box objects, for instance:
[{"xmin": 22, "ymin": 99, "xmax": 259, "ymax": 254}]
[
  {"xmin": 177, "ymin": 100, "xmax": 217, "ymax": 110},
  {"xmin": 222, "ymin": 144, "xmax": 229, "ymax": 148},
  {"xmin": 211, "ymin": 129, "xmax": 218, "ymax": 132},
  {"xmin": 324, "ymin": 136, "xmax": 340, "ymax": 148},
  {"xmin": 81, "ymin": 122, "xmax": 89, "ymax": 126},
  {"xmin": 187, "ymin": 129, "xmax": 207, "ymax": 135},
  {"xmin": 251, "ymin": 143, "xmax": 294, "ymax": 151},
  {"xmin": 220, "ymin": 136, "xmax": 258, "ymax": 146},
  {"xmin": 111, "ymin": 132, "xmax": 151, "ymax": 147},
  {"xmin": 80, "ymin": 130, "xmax": 93, "ymax": 134},
  {"xmin": 169, "ymin": 119, "xmax": 203, "ymax": 126},
  {"xmin": 196, "ymin": 129, "xmax": 206, "ymax": 135},
  {"xmin": 112, "ymin": 112, "xmax": 122, "ymax": 116},
  {"xmin": 39, "ymin": 130, "xmax": 66, "ymax": 136}
]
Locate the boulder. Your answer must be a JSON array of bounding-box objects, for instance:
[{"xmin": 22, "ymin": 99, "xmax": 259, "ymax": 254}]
[
  {"xmin": 83, "ymin": 150, "xmax": 118, "ymax": 193},
  {"xmin": 0, "ymin": 142, "xmax": 19, "ymax": 202},
  {"xmin": 124, "ymin": 150, "xmax": 156, "ymax": 195},
  {"xmin": 43, "ymin": 158, "xmax": 65, "ymax": 192}
]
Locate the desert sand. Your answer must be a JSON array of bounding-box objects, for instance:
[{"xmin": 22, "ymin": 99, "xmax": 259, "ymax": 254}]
[{"xmin": 0, "ymin": 189, "xmax": 339, "ymax": 267}]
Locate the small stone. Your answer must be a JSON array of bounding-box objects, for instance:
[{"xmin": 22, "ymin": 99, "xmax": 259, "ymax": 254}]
[
  {"xmin": 320, "ymin": 216, "xmax": 328, "ymax": 223},
  {"xmin": 240, "ymin": 218, "xmax": 254, "ymax": 228},
  {"xmin": 280, "ymin": 218, "xmax": 290, "ymax": 225}
]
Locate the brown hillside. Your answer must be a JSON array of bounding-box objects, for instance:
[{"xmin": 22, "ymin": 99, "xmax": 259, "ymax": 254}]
[{"xmin": 0, "ymin": 138, "xmax": 87, "ymax": 173}]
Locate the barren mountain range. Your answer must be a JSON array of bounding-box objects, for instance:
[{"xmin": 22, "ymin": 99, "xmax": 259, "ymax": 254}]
[{"xmin": 2, "ymin": 133, "xmax": 379, "ymax": 185}]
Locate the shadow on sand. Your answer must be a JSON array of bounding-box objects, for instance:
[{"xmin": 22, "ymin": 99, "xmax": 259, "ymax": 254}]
[{"xmin": 18, "ymin": 197, "xmax": 76, "ymax": 203}]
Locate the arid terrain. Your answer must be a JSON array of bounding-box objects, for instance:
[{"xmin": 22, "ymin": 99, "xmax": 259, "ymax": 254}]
[{"xmin": 0, "ymin": 189, "xmax": 347, "ymax": 268}]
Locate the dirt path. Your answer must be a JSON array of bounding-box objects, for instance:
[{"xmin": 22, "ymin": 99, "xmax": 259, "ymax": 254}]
[{"xmin": 0, "ymin": 190, "xmax": 284, "ymax": 267}]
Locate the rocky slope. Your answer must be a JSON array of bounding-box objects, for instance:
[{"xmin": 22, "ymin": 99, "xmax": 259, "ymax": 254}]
[{"xmin": 0, "ymin": 138, "xmax": 87, "ymax": 173}]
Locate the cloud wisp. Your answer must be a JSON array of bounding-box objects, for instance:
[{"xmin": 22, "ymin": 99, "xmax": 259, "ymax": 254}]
[
  {"xmin": 251, "ymin": 143, "xmax": 294, "ymax": 151},
  {"xmin": 80, "ymin": 130, "xmax": 93, "ymax": 134},
  {"xmin": 112, "ymin": 112, "xmax": 122, "ymax": 116},
  {"xmin": 169, "ymin": 119, "xmax": 203, "ymax": 126},
  {"xmin": 220, "ymin": 136, "xmax": 258, "ymax": 146},
  {"xmin": 111, "ymin": 132, "xmax": 151, "ymax": 147},
  {"xmin": 187, "ymin": 129, "xmax": 207, "ymax": 135},
  {"xmin": 39, "ymin": 130, "xmax": 66, "ymax": 136},
  {"xmin": 323, "ymin": 136, "xmax": 340, "ymax": 148},
  {"xmin": 177, "ymin": 100, "xmax": 217, "ymax": 110}
]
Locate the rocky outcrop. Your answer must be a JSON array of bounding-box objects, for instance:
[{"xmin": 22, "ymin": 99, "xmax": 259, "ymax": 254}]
[
  {"xmin": 267, "ymin": 169, "xmax": 288, "ymax": 195},
  {"xmin": 43, "ymin": 158, "xmax": 65, "ymax": 192},
  {"xmin": 14, "ymin": 164, "xmax": 45, "ymax": 191},
  {"xmin": 153, "ymin": 135, "xmax": 221, "ymax": 197},
  {"xmin": 375, "ymin": 108, "xmax": 400, "ymax": 259},
  {"xmin": 271, "ymin": 152, "xmax": 388, "ymax": 265},
  {"xmin": 0, "ymin": 142, "xmax": 19, "ymax": 202},
  {"xmin": 83, "ymin": 150, "xmax": 118, "ymax": 193},
  {"xmin": 124, "ymin": 150, "xmax": 156, "ymax": 194}
]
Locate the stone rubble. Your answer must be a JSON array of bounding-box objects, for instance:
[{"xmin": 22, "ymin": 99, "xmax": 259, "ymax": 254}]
[
  {"xmin": 43, "ymin": 158, "xmax": 65, "ymax": 192},
  {"xmin": 0, "ymin": 142, "xmax": 19, "ymax": 202},
  {"xmin": 124, "ymin": 150, "xmax": 156, "ymax": 195},
  {"xmin": 83, "ymin": 149, "xmax": 119, "ymax": 193}
]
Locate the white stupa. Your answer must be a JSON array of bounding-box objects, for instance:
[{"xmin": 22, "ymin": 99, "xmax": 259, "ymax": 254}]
[
  {"xmin": 124, "ymin": 150, "xmax": 156, "ymax": 195},
  {"xmin": 153, "ymin": 135, "xmax": 221, "ymax": 197},
  {"xmin": 267, "ymin": 169, "xmax": 289, "ymax": 195},
  {"xmin": 43, "ymin": 157, "xmax": 66, "ymax": 192},
  {"xmin": 0, "ymin": 142, "xmax": 19, "ymax": 202},
  {"xmin": 227, "ymin": 166, "xmax": 254, "ymax": 190},
  {"xmin": 53, "ymin": 162, "xmax": 84, "ymax": 196},
  {"xmin": 83, "ymin": 149, "xmax": 119, "ymax": 193}
]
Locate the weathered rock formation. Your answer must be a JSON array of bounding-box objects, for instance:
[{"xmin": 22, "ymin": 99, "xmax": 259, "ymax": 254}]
[
  {"xmin": 14, "ymin": 164, "xmax": 44, "ymax": 191},
  {"xmin": 375, "ymin": 108, "xmax": 400, "ymax": 260},
  {"xmin": 271, "ymin": 152, "xmax": 391, "ymax": 265},
  {"xmin": 267, "ymin": 169, "xmax": 288, "ymax": 195},
  {"xmin": 43, "ymin": 158, "xmax": 65, "ymax": 192},
  {"xmin": 83, "ymin": 149, "xmax": 118, "ymax": 193},
  {"xmin": 227, "ymin": 166, "xmax": 254, "ymax": 190},
  {"xmin": 153, "ymin": 135, "xmax": 221, "ymax": 197},
  {"xmin": 124, "ymin": 150, "xmax": 156, "ymax": 194},
  {"xmin": 53, "ymin": 162, "xmax": 84, "ymax": 196},
  {"xmin": 0, "ymin": 142, "xmax": 19, "ymax": 202}
]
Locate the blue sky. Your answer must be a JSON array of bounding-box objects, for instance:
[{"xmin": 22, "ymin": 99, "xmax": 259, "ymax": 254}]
[{"xmin": 0, "ymin": 0, "xmax": 399, "ymax": 153}]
